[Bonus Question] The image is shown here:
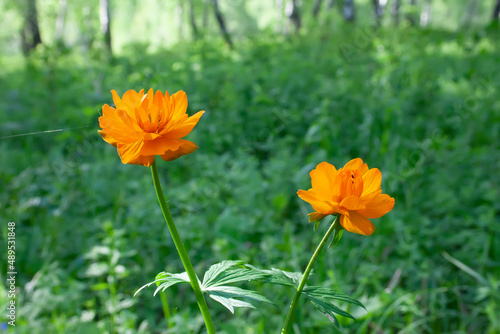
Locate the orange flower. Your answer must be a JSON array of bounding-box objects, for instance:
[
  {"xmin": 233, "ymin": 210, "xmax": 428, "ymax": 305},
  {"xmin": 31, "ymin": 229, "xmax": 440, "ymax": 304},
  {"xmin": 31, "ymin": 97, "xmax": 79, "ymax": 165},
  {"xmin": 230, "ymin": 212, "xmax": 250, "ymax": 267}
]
[
  {"xmin": 98, "ymin": 89, "xmax": 204, "ymax": 166},
  {"xmin": 297, "ymin": 158, "xmax": 395, "ymax": 236}
]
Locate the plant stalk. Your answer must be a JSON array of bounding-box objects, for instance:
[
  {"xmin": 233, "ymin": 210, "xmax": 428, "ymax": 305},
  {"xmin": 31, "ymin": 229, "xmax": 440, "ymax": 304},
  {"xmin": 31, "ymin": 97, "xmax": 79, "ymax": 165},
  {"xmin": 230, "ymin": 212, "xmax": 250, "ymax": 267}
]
[
  {"xmin": 159, "ymin": 291, "xmax": 171, "ymax": 326},
  {"xmin": 281, "ymin": 216, "xmax": 340, "ymax": 333},
  {"xmin": 151, "ymin": 161, "xmax": 216, "ymax": 334}
]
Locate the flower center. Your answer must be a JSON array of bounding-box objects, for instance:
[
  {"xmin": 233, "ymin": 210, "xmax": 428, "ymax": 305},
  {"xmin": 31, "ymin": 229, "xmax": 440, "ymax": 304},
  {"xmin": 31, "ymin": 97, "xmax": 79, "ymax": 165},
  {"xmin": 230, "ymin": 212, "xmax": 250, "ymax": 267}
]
[
  {"xmin": 136, "ymin": 105, "xmax": 165, "ymax": 134},
  {"xmin": 340, "ymin": 169, "xmax": 363, "ymax": 198}
]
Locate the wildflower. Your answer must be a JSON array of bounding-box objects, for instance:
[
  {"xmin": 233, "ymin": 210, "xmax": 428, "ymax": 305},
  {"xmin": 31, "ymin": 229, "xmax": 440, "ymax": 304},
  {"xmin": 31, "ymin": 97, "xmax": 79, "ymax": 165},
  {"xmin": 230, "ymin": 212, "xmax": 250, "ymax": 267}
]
[
  {"xmin": 297, "ymin": 158, "xmax": 395, "ymax": 236},
  {"xmin": 98, "ymin": 89, "xmax": 204, "ymax": 166}
]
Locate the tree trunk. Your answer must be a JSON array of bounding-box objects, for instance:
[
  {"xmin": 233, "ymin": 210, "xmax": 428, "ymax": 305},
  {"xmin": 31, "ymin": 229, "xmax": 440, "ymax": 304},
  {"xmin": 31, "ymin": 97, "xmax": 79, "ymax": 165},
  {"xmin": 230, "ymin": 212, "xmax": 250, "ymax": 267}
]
[
  {"xmin": 212, "ymin": 0, "xmax": 233, "ymax": 48},
  {"xmin": 343, "ymin": 0, "xmax": 355, "ymax": 22},
  {"xmin": 21, "ymin": 0, "xmax": 42, "ymax": 55},
  {"xmin": 82, "ymin": 5, "xmax": 96, "ymax": 52},
  {"xmin": 313, "ymin": 0, "xmax": 323, "ymax": 18},
  {"xmin": 372, "ymin": 0, "xmax": 382, "ymax": 25},
  {"xmin": 285, "ymin": 0, "xmax": 301, "ymax": 32},
  {"xmin": 99, "ymin": 0, "xmax": 112, "ymax": 56},
  {"xmin": 494, "ymin": 0, "xmax": 500, "ymax": 21},
  {"xmin": 189, "ymin": 0, "xmax": 199, "ymax": 39},
  {"xmin": 203, "ymin": 0, "xmax": 209, "ymax": 27},
  {"xmin": 55, "ymin": 0, "xmax": 67, "ymax": 44},
  {"xmin": 328, "ymin": 0, "xmax": 335, "ymax": 9},
  {"xmin": 407, "ymin": 0, "xmax": 418, "ymax": 26},
  {"xmin": 392, "ymin": 0, "xmax": 400, "ymax": 26},
  {"xmin": 176, "ymin": 0, "xmax": 184, "ymax": 41}
]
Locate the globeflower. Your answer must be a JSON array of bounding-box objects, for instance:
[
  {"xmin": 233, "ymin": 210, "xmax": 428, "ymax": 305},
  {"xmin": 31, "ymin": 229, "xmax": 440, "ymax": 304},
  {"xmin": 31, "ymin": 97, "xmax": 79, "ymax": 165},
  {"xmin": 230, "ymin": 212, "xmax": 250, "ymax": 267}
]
[
  {"xmin": 98, "ymin": 89, "xmax": 204, "ymax": 166},
  {"xmin": 297, "ymin": 158, "xmax": 395, "ymax": 236}
]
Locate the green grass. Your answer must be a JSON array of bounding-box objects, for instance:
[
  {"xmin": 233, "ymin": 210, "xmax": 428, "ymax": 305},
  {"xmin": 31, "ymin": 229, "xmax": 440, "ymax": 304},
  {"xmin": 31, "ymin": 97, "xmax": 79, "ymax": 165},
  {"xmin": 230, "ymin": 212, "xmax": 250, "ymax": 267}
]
[{"xmin": 1, "ymin": 25, "xmax": 499, "ymax": 333}]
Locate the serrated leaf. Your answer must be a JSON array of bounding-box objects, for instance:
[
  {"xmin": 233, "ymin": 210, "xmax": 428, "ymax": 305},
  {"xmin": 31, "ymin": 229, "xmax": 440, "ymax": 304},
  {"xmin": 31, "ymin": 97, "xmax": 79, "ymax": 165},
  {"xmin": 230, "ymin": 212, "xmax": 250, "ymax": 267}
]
[
  {"xmin": 207, "ymin": 267, "xmax": 267, "ymax": 287},
  {"xmin": 303, "ymin": 285, "xmax": 365, "ymax": 328},
  {"xmin": 306, "ymin": 294, "xmax": 356, "ymax": 323},
  {"xmin": 205, "ymin": 286, "xmax": 272, "ymax": 304},
  {"xmin": 153, "ymin": 273, "xmax": 191, "ymax": 296},
  {"xmin": 303, "ymin": 286, "xmax": 366, "ymax": 310},
  {"xmin": 208, "ymin": 294, "xmax": 255, "ymax": 314},
  {"xmin": 206, "ymin": 285, "xmax": 272, "ymax": 313},
  {"xmin": 202, "ymin": 260, "xmax": 243, "ymax": 287},
  {"xmin": 253, "ymin": 268, "xmax": 303, "ymax": 288},
  {"xmin": 308, "ymin": 296, "xmax": 341, "ymax": 329},
  {"xmin": 202, "ymin": 261, "xmax": 267, "ymax": 289},
  {"xmin": 199, "ymin": 261, "xmax": 273, "ymax": 314},
  {"xmin": 134, "ymin": 272, "xmax": 190, "ymax": 297}
]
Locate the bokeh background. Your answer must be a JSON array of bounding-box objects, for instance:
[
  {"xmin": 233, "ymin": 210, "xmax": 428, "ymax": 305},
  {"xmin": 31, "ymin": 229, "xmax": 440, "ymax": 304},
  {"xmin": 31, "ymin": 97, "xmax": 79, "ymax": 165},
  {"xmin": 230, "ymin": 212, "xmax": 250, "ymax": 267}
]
[{"xmin": 1, "ymin": 0, "xmax": 499, "ymax": 333}]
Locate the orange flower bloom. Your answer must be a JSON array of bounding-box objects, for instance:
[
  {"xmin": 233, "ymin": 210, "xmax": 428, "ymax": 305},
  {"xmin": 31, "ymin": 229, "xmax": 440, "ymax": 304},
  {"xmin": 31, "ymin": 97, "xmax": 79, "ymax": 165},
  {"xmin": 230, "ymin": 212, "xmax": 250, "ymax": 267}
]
[
  {"xmin": 297, "ymin": 158, "xmax": 395, "ymax": 236},
  {"xmin": 98, "ymin": 89, "xmax": 204, "ymax": 166}
]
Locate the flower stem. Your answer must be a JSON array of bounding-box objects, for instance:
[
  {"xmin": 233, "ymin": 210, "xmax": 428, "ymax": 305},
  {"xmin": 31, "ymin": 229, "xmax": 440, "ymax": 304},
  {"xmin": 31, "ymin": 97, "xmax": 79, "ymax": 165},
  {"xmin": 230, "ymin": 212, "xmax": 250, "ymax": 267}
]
[
  {"xmin": 151, "ymin": 161, "xmax": 216, "ymax": 334},
  {"xmin": 159, "ymin": 291, "xmax": 171, "ymax": 326},
  {"xmin": 281, "ymin": 215, "xmax": 340, "ymax": 334}
]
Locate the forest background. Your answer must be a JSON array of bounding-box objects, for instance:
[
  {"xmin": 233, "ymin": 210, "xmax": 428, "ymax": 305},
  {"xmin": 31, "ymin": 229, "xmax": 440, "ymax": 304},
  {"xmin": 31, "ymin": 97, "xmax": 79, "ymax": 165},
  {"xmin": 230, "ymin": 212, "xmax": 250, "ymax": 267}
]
[{"xmin": 1, "ymin": 0, "xmax": 499, "ymax": 333}]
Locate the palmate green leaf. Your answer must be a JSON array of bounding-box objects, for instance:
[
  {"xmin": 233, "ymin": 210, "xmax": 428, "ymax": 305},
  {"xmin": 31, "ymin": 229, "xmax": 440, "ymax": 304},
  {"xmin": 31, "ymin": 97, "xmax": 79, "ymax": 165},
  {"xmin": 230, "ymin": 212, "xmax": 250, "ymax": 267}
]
[
  {"xmin": 202, "ymin": 260, "xmax": 267, "ymax": 288},
  {"xmin": 205, "ymin": 285, "xmax": 273, "ymax": 314},
  {"xmin": 136, "ymin": 261, "xmax": 272, "ymax": 313},
  {"xmin": 205, "ymin": 286, "xmax": 272, "ymax": 303},
  {"xmin": 209, "ymin": 293, "xmax": 255, "ymax": 314},
  {"xmin": 202, "ymin": 260, "xmax": 243, "ymax": 287},
  {"xmin": 199, "ymin": 261, "xmax": 272, "ymax": 313},
  {"xmin": 307, "ymin": 296, "xmax": 342, "ymax": 329},
  {"xmin": 134, "ymin": 271, "xmax": 190, "ymax": 297},
  {"xmin": 303, "ymin": 286, "xmax": 365, "ymax": 327},
  {"xmin": 303, "ymin": 286, "xmax": 366, "ymax": 310},
  {"xmin": 254, "ymin": 268, "xmax": 303, "ymax": 288}
]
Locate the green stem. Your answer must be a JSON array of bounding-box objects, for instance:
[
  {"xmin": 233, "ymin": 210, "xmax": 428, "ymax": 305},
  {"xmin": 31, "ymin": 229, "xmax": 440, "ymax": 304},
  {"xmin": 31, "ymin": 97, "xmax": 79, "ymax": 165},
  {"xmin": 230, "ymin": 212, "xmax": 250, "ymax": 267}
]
[
  {"xmin": 151, "ymin": 161, "xmax": 216, "ymax": 334},
  {"xmin": 281, "ymin": 216, "xmax": 340, "ymax": 334},
  {"xmin": 159, "ymin": 291, "xmax": 171, "ymax": 326},
  {"xmin": 108, "ymin": 275, "xmax": 117, "ymax": 334}
]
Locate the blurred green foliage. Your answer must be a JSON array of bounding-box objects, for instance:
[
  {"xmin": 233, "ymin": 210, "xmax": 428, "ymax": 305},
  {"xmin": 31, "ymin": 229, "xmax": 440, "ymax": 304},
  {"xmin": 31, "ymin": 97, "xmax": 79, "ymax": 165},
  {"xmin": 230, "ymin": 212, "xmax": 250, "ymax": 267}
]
[{"xmin": 1, "ymin": 13, "xmax": 500, "ymax": 334}]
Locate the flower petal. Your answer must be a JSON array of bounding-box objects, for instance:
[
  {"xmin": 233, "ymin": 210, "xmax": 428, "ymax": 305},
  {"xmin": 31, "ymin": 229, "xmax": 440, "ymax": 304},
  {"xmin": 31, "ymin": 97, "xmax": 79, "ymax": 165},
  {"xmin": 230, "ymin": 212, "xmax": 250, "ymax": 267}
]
[
  {"xmin": 162, "ymin": 110, "xmax": 205, "ymax": 138},
  {"xmin": 140, "ymin": 137, "xmax": 183, "ymax": 156},
  {"xmin": 149, "ymin": 90, "xmax": 164, "ymax": 126},
  {"xmin": 331, "ymin": 172, "xmax": 344, "ymax": 203},
  {"xmin": 297, "ymin": 189, "xmax": 336, "ymax": 214},
  {"xmin": 117, "ymin": 141, "xmax": 145, "ymax": 165},
  {"xmin": 309, "ymin": 162, "xmax": 337, "ymax": 198},
  {"xmin": 361, "ymin": 189, "xmax": 382, "ymax": 202},
  {"xmin": 171, "ymin": 90, "xmax": 188, "ymax": 121},
  {"xmin": 119, "ymin": 89, "xmax": 144, "ymax": 106},
  {"xmin": 340, "ymin": 211, "xmax": 375, "ymax": 236},
  {"xmin": 128, "ymin": 154, "xmax": 156, "ymax": 167},
  {"xmin": 98, "ymin": 130, "xmax": 118, "ymax": 147},
  {"xmin": 160, "ymin": 139, "xmax": 198, "ymax": 161},
  {"xmin": 357, "ymin": 194, "xmax": 395, "ymax": 219},
  {"xmin": 359, "ymin": 162, "xmax": 369, "ymax": 175},
  {"xmin": 343, "ymin": 158, "xmax": 364, "ymax": 171},
  {"xmin": 361, "ymin": 168, "xmax": 382, "ymax": 197},
  {"xmin": 112, "ymin": 89, "xmax": 143, "ymax": 119},
  {"xmin": 99, "ymin": 106, "xmax": 143, "ymax": 144},
  {"xmin": 339, "ymin": 195, "xmax": 366, "ymax": 211}
]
